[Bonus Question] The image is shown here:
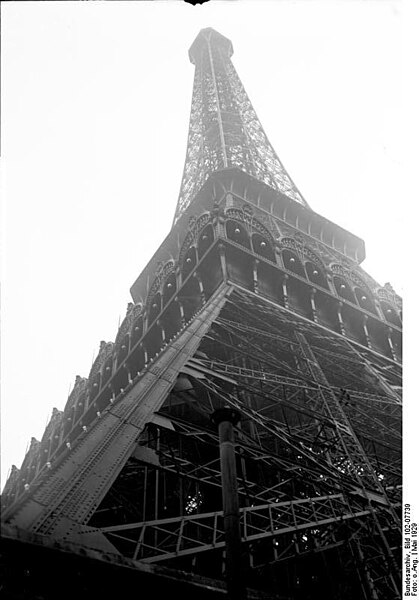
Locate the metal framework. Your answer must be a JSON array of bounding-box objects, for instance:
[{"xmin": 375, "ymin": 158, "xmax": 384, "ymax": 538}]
[
  {"xmin": 174, "ymin": 28, "xmax": 308, "ymax": 224},
  {"xmin": 2, "ymin": 27, "xmax": 401, "ymax": 600},
  {"xmin": 84, "ymin": 288, "xmax": 401, "ymax": 598}
]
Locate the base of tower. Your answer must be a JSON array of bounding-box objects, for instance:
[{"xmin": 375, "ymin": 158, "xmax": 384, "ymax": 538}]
[{"xmin": 0, "ymin": 524, "xmax": 279, "ymax": 600}]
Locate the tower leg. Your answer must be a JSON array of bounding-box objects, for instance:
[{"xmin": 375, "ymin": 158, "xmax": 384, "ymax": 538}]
[{"xmin": 212, "ymin": 408, "xmax": 246, "ymax": 600}]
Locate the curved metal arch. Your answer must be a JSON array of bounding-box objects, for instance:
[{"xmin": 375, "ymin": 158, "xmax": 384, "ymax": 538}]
[
  {"xmin": 40, "ymin": 408, "xmax": 63, "ymax": 444},
  {"xmin": 88, "ymin": 371, "xmax": 102, "ymax": 400},
  {"xmin": 101, "ymin": 355, "xmax": 114, "ymax": 385},
  {"xmin": 250, "ymin": 218, "xmax": 276, "ymax": 247},
  {"xmin": 301, "ymin": 248, "xmax": 325, "ymax": 270},
  {"xmin": 376, "ymin": 284, "xmax": 402, "ymax": 310},
  {"xmin": 146, "ymin": 291, "xmax": 162, "ymax": 322},
  {"xmin": 145, "ymin": 261, "xmax": 176, "ymax": 311},
  {"xmin": 280, "ymin": 237, "xmax": 326, "ymax": 270},
  {"xmin": 180, "ymin": 247, "xmax": 198, "ymax": 282},
  {"xmin": 130, "ymin": 313, "xmax": 144, "ymax": 342},
  {"xmin": 88, "ymin": 341, "xmax": 114, "ymax": 381},
  {"xmin": 330, "ymin": 264, "xmax": 353, "ymax": 285},
  {"xmin": 63, "ymin": 376, "xmax": 88, "ymax": 414},
  {"xmin": 225, "ymin": 217, "xmax": 252, "ymax": 241},
  {"xmin": 352, "ymin": 285, "xmax": 375, "ymax": 302},
  {"xmin": 115, "ymin": 305, "xmax": 135, "ymax": 350},
  {"xmin": 112, "ymin": 304, "xmax": 144, "ymax": 373},
  {"xmin": 178, "ymin": 212, "xmax": 212, "ymax": 265},
  {"xmin": 197, "ymin": 223, "xmax": 215, "ymax": 260},
  {"xmin": 162, "ymin": 271, "xmax": 178, "ymax": 303},
  {"xmin": 116, "ymin": 333, "xmax": 131, "ymax": 367},
  {"xmin": 224, "ymin": 207, "xmax": 276, "ymax": 246},
  {"xmin": 281, "ymin": 246, "xmax": 306, "ymax": 278},
  {"xmin": 379, "ymin": 299, "xmax": 402, "ymax": 326},
  {"xmin": 330, "ymin": 264, "xmax": 374, "ymax": 296}
]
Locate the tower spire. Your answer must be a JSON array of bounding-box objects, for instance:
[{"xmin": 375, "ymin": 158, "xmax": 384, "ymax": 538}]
[{"xmin": 174, "ymin": 27, "xmax": 308, "ymax": 224}]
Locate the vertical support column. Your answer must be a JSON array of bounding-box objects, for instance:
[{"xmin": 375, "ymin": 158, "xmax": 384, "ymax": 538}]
[
  {"xmin": 57, "ymin": 420, "xmax": 65, "ymax": 448},
  {"xmin": 362, "ymin": 315, "xmax": 372, "ymax": 349},
  {"xmin": 156, "ymin": 320, "xmax": 166, "ymax": 345},
  {"xmin": 211, "ymin": 408, "xmax": 246, "ymax": 600},
  {"xmin": 218, "ymin": 243, "xmax": 228, "ymax": 281},
  {"xmin": 175, "ymin": 298, "xmax": 186, "ymax": 328},
  {"xmin": 193, "ymin": 271, "xmax": 206, "ymax": 305},
  {"xmin": 282, "ymin": 275, "xmax": 289, "ymax": 309},
  {"xmin": 253, "ymin": 259, "xmax": 259, "ymax": 294},
  {"xmin": 387, "ymin": 328, "xmax": 397, "ymax": 362},
  {"xmin": 336, "ymin": 302, "xmax": 346, "ymax": 336},
  {"xmin": 310, "ymin": 288, "xmax": 318, "ymax": 323},
  {"xmin": 274, "ymin": 246, "xmax": 282, "ymax": 266},
  {"xmin": 350, "ymin": 538, "xmax": 380, "ymax": 600},
  {"xmin": 127, "ymin": 367, "xmax": 133, "ymax": 386},
  {"xmin": 374, "ymin": 299, "xmax": 384, "ymax": 320}
]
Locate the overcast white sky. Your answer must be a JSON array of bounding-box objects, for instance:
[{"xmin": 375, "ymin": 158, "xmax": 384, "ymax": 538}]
[{"xmin": 1, "ymin": 1, "xmax": 416, "ymax": 493}]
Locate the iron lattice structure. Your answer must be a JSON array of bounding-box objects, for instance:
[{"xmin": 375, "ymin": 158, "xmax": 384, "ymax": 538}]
[
  {"xmin": 2, "ymin": 28, "xmax": 402, "ymax": 600},
  {"xmin": 175, "ymin": 28, "xmax": 308, "ymax": 224}
]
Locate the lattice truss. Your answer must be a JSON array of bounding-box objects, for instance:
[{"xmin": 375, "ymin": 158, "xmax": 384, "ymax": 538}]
[
  {"xmin": 174, "ymin": 29, "xmax": 308, "ymax": 223},
  {"xmin": 88, "ymin": 289, "xmax": 402, "ymax": 600}
]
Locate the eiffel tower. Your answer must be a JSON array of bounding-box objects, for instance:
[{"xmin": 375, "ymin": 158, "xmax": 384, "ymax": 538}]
[{"xmin": 1, "ymin": 28, "xmax": 402, "ymax": 600}]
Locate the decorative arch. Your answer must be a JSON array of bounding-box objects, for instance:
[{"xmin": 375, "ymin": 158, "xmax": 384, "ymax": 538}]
[
  {"xmin": 131, "ymin": 315, "xmax": 144, "ymax": 347},
  {"xmin": 146, "ymin": 261, "xmax": 176, "ymax": 310},
  {"xmin": 224, "ymin": 207, "xmax": 249, "ymax": 226},
  {"xmin": 74, "ymin": 391, "xmax": 87, "ymax": 423},
  {"xmin": 280, "ymin": 237, "xmax": 304, "ymax": 261},
  {"xmin": 147, "ymin": 292, "xmax": 162, "ymax": 324},
  {"xmin": 162, "ymin": 272, "xmax": 177, "ymax": 307},
  {"xmin": 353, "ymin": 287, "xmax": 377, "ymax": 315},
  {"xmin": 225, "ymin": 207, "xmax": 276, "ymax": 245},
  {"xmin": 331, "ymin": 264, "xmax": 374, "ymax": 294},
  {"xmin": 114, "ymin": 303, "xmax": 143, "ymax": 355},
  {"xmin": 88, "ymin": 341, "xmax": 114, "ymax": 382},
  {"xmin": 178, "ymin": 213, "xmax": 212, "ymax": 265},
  {"xmin": 301, "ymin": 247, "xmax": 323, "ymax": 268},
  {"xmin": 181, "ymin": 246, "xmax": 198, "ymax": 281},
  {"xmin": 226, "ymin": 219, "xmax": 251, "ymax": 249},
  {"xmin": 251, "ymin": 232, "xmax": 276, "ymax": 262},
  {"xmin": 224, "ymin": 206, "xmax": 279, "ymax": 263},
  {"xmin": 330, "ymin": 264, "xmax": 378, "ymax": 307},
  {"xmin": 63, "ymin": 376, "xmax": 88, "ymax": 415},
  {"xmin": 23, "ymin": 437, "xmax": 42, "ymax": 483},
  {"xmin": 89, "ymin": 372, "xmax": 102, "ymax": 400},
  {"xmin": 116, "ymin": 333, "xmax": 130, "ymax": 368},
  {"xmin": 251, "ymin": 219, "xmax": 275, "ymax": 242},
  {"xmin": 281, "ymin": 237, "xmax": 325, "ymax": 267},
  {"xmin": 197, "ymin": 224, "xmax": 215, "ymax": 259},
  {"xmin": 333, "ymin": 275, "xmax": 356, "ymax": 303},
  {"xmin": 101, "ymin": 356, "xmax": 114, "ymax": 386},
  {"xmin": 40, "ymin": 408, "xmax": 62, "ymax": 444},
  {"xmin": 282, "ymin": 248, "xmax": 305, "ymax": 278},
  {"xmin": 305, "ymin": 261, "xmax": 329, "ymax": 289},
  {"xmin": 280, "ymin": 237, "xmax": 330, "ymax": 287},
  {"xmin": 376, "ymin": 283, "xmax": 402, "ymax": 313},
  {"xmin": 380, "ymin": 301, "xmax": 402, "ymax": 328}
]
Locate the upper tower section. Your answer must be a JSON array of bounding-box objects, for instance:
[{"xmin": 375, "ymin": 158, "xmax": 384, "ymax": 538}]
[{"xmin": 173, "ymin": 28, "xmax": 308, "ymax": 224}]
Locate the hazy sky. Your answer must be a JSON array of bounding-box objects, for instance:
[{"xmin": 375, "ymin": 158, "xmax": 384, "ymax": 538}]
[{"xmin": 1, "ymin": 1, "xmax": 413, "ymax": 491}]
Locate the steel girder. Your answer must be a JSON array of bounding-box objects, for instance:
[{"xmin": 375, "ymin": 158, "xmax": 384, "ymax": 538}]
[
  {"xmin": 80, "ymin": 286, "xmax": 401, "ymax": 599},
  {"xmin": 98, "ymin": 494, "xmax": 371, "ymax": 563}
]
